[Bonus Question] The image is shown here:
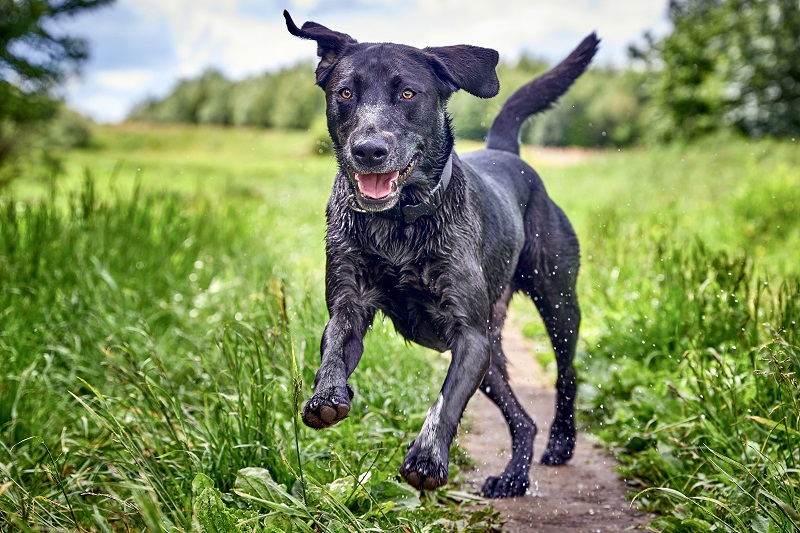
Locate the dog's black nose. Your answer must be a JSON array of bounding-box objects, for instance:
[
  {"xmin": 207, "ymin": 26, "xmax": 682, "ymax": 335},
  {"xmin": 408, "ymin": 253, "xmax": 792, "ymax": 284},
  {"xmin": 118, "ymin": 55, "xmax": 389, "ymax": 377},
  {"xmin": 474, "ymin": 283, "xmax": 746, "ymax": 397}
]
[{"xmin": 352, "ymin": 139, "xmax": 388, "ymax": 168}]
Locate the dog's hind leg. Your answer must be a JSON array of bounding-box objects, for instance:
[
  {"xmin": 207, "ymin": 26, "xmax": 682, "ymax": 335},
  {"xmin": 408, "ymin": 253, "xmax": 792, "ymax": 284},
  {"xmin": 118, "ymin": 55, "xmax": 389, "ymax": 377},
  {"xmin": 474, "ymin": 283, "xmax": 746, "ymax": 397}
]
[
  {"xmin": 518, "ymin": 265, "xmax": 580, "ymax": 464},
  {"xmin": 479, "ymin": 285, "xmax": 537, "ymax": 498},
  {"xmin": 517, "ymin": 204, "xmax": 581, "ymax": 465},
  {"xmin": 533, "ymin": 279, "xmax": 580, "ymax": 465}
]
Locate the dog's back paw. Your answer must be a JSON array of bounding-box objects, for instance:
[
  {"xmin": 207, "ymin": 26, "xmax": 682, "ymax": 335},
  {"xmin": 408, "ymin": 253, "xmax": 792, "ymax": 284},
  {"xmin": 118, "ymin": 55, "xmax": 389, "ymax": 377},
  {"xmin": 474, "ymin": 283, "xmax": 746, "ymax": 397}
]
[
  {"xmin": 540, "ymin": 435, "xmax": 575, "ymax": 465},
  {"xmin": 481, "ymin": 473, "xmax": 529, "ymax": 498}
]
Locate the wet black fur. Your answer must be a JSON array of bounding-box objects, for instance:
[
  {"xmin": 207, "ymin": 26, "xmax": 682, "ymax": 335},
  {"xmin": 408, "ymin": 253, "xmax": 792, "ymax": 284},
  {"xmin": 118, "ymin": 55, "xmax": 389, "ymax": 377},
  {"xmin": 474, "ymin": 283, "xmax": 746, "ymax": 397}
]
[{"xmin": 285, "ymin": 10, "xmax": 599, "ymax": 497}]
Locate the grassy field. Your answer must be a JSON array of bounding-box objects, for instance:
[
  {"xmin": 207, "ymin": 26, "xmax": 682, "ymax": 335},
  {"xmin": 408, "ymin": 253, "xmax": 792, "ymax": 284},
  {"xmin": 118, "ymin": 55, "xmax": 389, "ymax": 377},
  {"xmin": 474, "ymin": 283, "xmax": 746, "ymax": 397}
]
[{"xmin": 1, "ymin": 123, "xmax": 798, "ymax": 532}]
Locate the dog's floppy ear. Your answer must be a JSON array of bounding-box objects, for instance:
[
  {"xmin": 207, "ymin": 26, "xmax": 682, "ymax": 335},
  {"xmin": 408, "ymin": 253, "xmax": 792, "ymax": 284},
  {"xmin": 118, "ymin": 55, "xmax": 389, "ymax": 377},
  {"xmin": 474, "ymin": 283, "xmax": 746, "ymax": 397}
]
[
  {"xmin": 284, "ymin": 10, "xmax": 357, "ymax": 87},
  {"xmin": 423, "ymin": 45, "xmax": 500, "ymax": 98}
]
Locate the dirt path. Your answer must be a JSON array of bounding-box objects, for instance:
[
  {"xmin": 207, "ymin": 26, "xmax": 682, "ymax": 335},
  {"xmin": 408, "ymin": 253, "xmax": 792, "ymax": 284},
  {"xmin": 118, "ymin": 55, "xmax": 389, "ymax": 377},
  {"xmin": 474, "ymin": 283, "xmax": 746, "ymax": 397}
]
[{"xmin": 460, "ymin": 322, "xmax": 653, "ymax": 532}]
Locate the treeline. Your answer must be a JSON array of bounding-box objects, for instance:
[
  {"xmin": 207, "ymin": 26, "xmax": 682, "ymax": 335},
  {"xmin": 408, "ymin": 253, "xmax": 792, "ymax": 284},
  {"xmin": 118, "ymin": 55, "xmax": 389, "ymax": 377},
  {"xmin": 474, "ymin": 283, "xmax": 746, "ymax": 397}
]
[
  {"xmin": 129, "ymin": 59, "xmax": 645, "ymax": 148},
  {"xmin": 129, "ymin": 64, "xmax": 325, "ymax": 131},
  {"xmin": 449, "ymin": 59, "xmax": 646, "ymax": 147},
  {"xmin": 128, "ymin": 0, "xmax": 800, "ymax": 148}
]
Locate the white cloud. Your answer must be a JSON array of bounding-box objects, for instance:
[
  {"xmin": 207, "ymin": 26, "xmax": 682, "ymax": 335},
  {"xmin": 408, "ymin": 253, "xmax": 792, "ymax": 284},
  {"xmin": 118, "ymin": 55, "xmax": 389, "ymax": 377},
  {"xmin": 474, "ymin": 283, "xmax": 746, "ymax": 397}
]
[
  {"xmin": 64, "ymin": 0, "xmax": 669, "ymax": 122},
  {"xmin": 94, "ymin": 69, "xmax": 158, "ymax": 91}
]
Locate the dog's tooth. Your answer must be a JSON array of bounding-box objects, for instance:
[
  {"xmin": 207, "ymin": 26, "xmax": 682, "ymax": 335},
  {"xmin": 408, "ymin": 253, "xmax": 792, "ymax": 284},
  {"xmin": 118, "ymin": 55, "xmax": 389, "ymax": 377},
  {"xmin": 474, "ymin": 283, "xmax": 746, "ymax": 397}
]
[{"xmin": 391, "ymin": 181, "xmax": 398, "ymax": 192}]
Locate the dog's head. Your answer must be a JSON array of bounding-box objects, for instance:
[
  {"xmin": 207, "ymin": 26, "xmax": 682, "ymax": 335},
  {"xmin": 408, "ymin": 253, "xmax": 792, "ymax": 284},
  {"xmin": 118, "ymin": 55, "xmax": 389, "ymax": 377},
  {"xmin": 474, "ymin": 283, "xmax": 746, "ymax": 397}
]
[{"xmin": 285, "ymin": 11, "xmax": 499, "ymax": 213}]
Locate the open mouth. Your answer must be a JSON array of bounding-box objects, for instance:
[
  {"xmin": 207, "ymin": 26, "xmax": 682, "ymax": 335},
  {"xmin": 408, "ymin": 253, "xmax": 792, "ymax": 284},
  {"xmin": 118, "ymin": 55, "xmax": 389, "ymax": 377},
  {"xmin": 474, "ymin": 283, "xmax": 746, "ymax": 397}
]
[{"xmin": 350, "ymin": 156, "xmax": 417, "ymax": 205}]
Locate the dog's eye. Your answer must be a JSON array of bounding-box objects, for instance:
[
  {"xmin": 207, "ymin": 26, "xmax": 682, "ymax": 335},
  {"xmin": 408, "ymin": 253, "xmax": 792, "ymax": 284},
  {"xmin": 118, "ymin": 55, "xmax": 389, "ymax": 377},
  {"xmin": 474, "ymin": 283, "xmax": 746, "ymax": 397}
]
[
  {"xmin": 401, "ymin": 89, "xmax": 415, "ymax": 100},
  {"xmin": 340, "ymin": 88, "xmax": 353, "ymax": 99}
]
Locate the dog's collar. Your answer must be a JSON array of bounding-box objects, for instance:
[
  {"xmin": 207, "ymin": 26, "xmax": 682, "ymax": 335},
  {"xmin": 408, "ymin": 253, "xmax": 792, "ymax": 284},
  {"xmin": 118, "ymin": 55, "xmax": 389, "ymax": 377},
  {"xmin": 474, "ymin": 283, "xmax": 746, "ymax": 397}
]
[{"xmin": 346, "ymin": 153, "xmax": 453, "ymax": 224}]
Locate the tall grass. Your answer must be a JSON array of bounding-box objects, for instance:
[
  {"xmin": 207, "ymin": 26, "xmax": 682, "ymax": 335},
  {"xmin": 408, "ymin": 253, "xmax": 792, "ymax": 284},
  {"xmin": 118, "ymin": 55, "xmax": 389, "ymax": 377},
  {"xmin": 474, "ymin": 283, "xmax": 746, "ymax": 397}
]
[
  {"xmin": 0, "ymin": 174, "xmax": 495, "ymax": 531},
  {"xmin": 3, "ymin": 125, "xmax": 797, "ymax": 532},
  {"xmin": 575, "ymin": 216, "xmax": 799, "ymax": 531},
  {"xmin": 505, "ymin": 136, "xmax": 799, "ymax": 531},
  {"xmin": 512, "ymin": 136, "xmax": 800, "ymax": 532}
]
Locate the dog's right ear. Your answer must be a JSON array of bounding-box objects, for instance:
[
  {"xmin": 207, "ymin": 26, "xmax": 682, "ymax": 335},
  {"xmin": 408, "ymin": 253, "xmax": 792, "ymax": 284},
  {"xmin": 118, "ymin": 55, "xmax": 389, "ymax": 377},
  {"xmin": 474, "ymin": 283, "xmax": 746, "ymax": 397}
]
[{"xmin": 284, "ymin": 10, "xmax": 357, "ymax": 87}]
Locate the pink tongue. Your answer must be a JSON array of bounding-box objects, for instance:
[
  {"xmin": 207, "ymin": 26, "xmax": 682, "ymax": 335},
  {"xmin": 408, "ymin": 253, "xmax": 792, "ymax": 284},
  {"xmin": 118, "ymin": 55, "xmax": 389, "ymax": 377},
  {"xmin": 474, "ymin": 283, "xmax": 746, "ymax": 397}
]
[{"xmin": 355, "ymin": 171, "xmax": 400, "ymax": 199}]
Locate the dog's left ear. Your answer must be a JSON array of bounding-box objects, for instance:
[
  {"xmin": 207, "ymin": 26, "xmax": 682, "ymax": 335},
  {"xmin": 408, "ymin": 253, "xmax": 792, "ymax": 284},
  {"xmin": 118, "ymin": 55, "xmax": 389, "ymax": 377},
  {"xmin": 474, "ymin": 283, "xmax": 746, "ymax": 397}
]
[
  {"xmin": 424, "ymin": 45, "xmax": 500, "ymax": 98},
  {"xmin": 284, "ymin": 10, "xmax": 357, "ymax": 87}
]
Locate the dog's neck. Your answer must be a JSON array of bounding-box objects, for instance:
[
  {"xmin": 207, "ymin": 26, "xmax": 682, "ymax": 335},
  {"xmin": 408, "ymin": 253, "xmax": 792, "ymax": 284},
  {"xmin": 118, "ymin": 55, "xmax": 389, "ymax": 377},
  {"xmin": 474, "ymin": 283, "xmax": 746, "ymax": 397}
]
[{"xmin": 346, "ymin": 151, "xmax": 454, "ymax": 224}]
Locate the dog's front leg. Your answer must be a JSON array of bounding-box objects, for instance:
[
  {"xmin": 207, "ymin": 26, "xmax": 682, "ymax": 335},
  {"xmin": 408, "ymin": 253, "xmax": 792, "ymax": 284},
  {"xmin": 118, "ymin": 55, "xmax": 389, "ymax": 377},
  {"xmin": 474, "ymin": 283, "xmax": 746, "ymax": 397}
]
[
  {"xmin": 400, "ymin": 327, "xmax": 490, "ymax": 490},
  {"xmin": 302, "ymin": 303, "xmax": 375, "ymax": 429}
]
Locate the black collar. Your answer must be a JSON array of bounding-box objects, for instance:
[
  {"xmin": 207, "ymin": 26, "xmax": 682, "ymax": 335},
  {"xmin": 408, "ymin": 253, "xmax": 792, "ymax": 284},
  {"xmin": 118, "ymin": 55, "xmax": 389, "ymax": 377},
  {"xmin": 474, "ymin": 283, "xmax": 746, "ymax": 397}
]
[{"xmin": 346, "ymin": 153, "xmax": 453, "ymax": 224}]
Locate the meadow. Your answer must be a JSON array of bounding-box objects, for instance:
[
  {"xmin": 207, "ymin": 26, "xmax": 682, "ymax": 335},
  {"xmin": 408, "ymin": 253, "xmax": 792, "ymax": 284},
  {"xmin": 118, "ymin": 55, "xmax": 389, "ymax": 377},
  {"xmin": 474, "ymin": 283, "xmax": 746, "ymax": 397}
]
[{"xmin": 0, "ymin": 123, "xmax": 798, "ymax": 532}]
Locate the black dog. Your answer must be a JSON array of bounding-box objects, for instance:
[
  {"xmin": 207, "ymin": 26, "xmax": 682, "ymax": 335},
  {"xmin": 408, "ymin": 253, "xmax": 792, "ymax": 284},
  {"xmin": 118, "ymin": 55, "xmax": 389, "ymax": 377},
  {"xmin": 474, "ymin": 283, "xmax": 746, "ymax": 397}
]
[{"xmin": 285, "ymin": 11, "xmax": 598, "ymax": 498}]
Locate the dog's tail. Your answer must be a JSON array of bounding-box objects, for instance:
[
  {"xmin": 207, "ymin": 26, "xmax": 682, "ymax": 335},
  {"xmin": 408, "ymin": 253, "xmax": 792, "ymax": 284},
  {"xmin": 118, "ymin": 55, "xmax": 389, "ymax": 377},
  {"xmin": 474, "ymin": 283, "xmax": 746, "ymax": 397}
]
[{"xmin": 485, "ymin": 33, "xmax": 600, "ymax": 155}]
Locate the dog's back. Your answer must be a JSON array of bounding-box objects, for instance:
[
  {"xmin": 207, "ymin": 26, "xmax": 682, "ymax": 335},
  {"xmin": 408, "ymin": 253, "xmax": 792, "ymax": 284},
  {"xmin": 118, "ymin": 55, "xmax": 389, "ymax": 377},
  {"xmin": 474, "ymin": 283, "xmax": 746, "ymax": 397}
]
[{"xmin": 464, "ymin": 32, "xmax": 599, "ymax": 289}]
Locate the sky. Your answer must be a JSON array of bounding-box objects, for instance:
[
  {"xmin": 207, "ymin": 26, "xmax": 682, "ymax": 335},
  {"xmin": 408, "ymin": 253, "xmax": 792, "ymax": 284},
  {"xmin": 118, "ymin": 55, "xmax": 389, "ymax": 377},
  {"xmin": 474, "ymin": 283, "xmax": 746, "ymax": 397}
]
[{"xmin": 56, "ymin": 0, "xmax": 671, "ymax": 123}]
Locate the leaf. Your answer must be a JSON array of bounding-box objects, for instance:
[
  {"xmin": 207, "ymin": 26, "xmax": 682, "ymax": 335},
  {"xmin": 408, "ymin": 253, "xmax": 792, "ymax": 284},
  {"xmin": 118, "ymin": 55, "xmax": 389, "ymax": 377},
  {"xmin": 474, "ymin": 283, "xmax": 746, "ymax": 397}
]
[
  {"xmin": 234, "ymin": 467, "xmax": 291, "ymax": 505},
  {"xmin": 194, "ymin": 487, "xmax": 243, "ymax": 533},
  {"xmin": 369, "ymin": 478, "xmax": 421, "ymax": 511},
  {"xmin": 623, "ymin": 434, "xmax": 651, "ymax": 452},
  {"xmin": 751, "ymin": 513, "xmax": 770, "ymax": 533},
  {"xmin": 748, "ymin": 415, "xmax": 800, "ymax": 437},
  {"xmin": 327, "ymin": 471, "xmax": 370, "ymax": 504},
  {"xmin": 442, "ymin": 489, "xmax": 485, "ymax": 504},
  {"xmin": 192, "ymin": 473, "xmax": 215, "ymax": 495},
  {"xmin": 678, "ymin": 517, "xmax": 713, "ymax": 532}
]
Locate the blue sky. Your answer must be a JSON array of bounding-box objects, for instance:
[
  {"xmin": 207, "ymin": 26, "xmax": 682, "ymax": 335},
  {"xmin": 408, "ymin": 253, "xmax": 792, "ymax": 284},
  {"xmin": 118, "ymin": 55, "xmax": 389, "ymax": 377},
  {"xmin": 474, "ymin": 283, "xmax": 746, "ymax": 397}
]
[{"xmin": 57, "ymin": 0, "xmax": 670, "ymax": 122}]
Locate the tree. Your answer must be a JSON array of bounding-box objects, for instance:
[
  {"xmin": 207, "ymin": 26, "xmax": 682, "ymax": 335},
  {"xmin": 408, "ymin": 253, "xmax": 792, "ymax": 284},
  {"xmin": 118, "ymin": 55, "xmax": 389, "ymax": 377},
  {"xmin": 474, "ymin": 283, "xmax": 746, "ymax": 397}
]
[
  {"xmin": 632, "ymin": 0, "xmax": 800, "ymax": 141},
  {"xmin": 130, "ymin": 63, "xmax": 325, "ymax": 131},
  {"xmin": 0, "ymin": 0, "xmax": 113, "ymax": 172}
]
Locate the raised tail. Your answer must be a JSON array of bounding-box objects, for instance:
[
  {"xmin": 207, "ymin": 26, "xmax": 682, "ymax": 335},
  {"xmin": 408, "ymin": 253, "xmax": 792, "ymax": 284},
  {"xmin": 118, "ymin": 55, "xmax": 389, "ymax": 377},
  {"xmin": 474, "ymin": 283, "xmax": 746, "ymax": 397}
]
[{"xmin": 485, "ymin": 32, "xmax": 600, "ymax": 154}]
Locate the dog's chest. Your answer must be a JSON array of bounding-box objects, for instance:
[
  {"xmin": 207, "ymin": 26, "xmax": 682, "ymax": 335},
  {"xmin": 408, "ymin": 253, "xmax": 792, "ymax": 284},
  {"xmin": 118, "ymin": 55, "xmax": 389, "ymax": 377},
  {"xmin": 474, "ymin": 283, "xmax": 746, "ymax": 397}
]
[
  {"xmin": 370, "ymin": 255, "xmax": 452, "ymax": 350},
  {"xmin": 367, "ymin": 251, "xmax": 444, "ymax": 297},
  {"xmin": 354, "ymin": 221, "xmax": 449, "ymax": 291}
]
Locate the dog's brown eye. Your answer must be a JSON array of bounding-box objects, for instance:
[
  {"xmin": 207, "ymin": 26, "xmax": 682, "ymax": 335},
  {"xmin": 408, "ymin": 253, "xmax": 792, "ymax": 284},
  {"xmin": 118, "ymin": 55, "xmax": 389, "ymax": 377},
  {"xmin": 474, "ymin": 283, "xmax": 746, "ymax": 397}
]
[
  {"xmin": 340, "ymin": 88, "xmax": 353, "ymax": 99},
  {"xmin": 401, "ymin": 89, "xmax": 415, "ymax": 100}
]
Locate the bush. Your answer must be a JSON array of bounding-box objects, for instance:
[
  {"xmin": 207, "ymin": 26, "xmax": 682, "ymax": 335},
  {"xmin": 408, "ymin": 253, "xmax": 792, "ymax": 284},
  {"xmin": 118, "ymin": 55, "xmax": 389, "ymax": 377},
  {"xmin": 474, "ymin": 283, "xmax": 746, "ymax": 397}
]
[{"xmin": 0, "ymin": 105, "xmax": 93, "ymax": 188}]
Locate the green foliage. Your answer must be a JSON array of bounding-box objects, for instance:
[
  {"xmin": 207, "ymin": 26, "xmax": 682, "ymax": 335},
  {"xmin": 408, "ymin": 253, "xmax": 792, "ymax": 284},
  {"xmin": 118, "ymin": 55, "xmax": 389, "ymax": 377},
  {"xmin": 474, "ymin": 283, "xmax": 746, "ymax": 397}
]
[
  {"xmin": 633, "ymin": 0, "xmax": 800, "ymax": 141},
  {"xmin": 0, "ymin": 127, "xmax": 503, "ymax": 531},
  {"xmin": 510, "ymin": 135, "xmax": 800, "ymax": 531},
  {"xmin": 131, "ymin": 63, "xmax": 325, "ymax": 131},
  {"xmin": 131, "ymin": 69, "xmax": 234, "ymax": 125},
  {"xmin": 3, "ymin": 123, "xmax": 798, "ymax": 531},
  {"xmin": 0, "ymin": 0, "xmax": 112, "ymax": 120},
  {"xmin": 449, "ymin": 57, "xmax": 645, "ymax": 147},
  {"xmin": 562, "ymin": 158, "xmax": 797, "ymax": 530},
  {"xmin": 230, "ymin": 74, "xmax": 276, "ymax": 127},
  {"xmin": 133, "ymin": 56, "xmax": 644, "ymax": 148},
  {"xmin": 0, "ymin": 0, "xmax": 112, "ymax": 172},
  {"xmin": 0, "ymin": 105, "xmax": 93, "ymax": 188}
]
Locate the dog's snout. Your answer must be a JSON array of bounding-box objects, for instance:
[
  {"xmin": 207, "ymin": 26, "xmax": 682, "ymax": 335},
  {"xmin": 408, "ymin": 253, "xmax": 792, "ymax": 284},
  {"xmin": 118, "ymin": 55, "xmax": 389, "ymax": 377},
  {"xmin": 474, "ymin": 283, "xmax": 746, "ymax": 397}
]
[{"xmin": 352, "ymin": 139, "xmax": 389, "ymax": 168}]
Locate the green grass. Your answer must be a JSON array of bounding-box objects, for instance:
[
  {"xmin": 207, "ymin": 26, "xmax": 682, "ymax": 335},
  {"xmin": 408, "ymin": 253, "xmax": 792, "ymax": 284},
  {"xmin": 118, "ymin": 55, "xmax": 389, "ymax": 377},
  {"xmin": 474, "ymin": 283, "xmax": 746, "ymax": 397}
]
[
  {"xmin": 511, "ymin": 135, "xmax": 800, "ymax": 532},
  {"xmin": 0, "ymin": 126, "xmax": 499, "ymax": 531},
  {"xmin": 2, "ymin": 124, "xmax": 798, "ymax": 532}
]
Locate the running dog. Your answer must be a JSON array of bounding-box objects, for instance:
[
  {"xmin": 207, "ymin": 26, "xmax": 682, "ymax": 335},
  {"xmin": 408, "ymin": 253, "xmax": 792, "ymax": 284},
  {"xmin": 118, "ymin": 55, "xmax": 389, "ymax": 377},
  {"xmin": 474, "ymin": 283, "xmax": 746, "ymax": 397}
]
[{"xmin": 285, "ymin": 10, "xmax": 598, "ymax": 497}]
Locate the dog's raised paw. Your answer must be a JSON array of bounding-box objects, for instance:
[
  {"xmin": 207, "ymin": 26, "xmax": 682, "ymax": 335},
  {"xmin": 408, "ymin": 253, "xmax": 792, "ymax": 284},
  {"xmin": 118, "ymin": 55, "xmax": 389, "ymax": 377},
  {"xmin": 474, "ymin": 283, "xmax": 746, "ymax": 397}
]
[
  {"xmin": 399, "ymin": 445, "xmax": 448, "ymax": 491},
  {"xmin": 481, "ymin": 473, "xmax": 529, "ymax": 498},
  {"xmin": 302, "ymin": 391, "xmax": 350, "ymax": 429}
]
